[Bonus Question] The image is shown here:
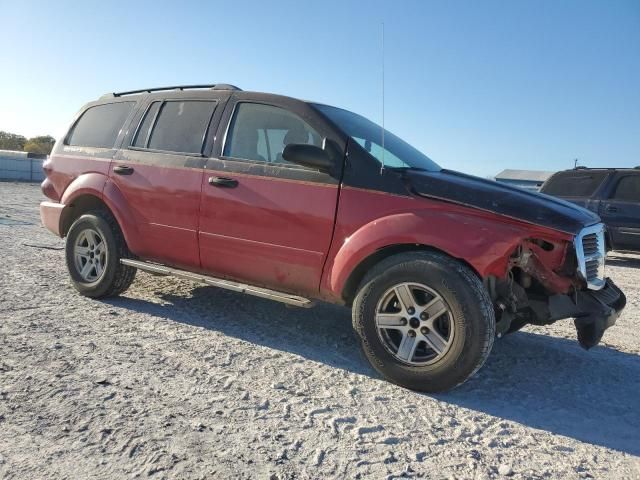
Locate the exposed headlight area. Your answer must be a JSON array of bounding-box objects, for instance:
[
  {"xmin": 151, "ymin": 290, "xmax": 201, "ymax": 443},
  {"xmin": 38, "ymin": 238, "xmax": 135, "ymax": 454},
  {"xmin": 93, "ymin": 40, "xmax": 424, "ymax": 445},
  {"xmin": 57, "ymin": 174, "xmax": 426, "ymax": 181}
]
[{"xmin": 575, "ymin": 223, "xmax": 606, "ymax": 290}]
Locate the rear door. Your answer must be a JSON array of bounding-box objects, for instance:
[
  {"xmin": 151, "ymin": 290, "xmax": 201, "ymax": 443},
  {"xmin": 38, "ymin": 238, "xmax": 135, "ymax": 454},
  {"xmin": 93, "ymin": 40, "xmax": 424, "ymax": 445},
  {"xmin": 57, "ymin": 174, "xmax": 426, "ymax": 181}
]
[
  {"xmin": 599, "ymin": 172, "xmax": 640, "ymax": 251},
  {"xmin": 198, "ymin": 95, "xmax": 345, "ymax": 295},
  {"xmin": 111, "ymin": 95, "xmax": 223, "ymax": 269}
]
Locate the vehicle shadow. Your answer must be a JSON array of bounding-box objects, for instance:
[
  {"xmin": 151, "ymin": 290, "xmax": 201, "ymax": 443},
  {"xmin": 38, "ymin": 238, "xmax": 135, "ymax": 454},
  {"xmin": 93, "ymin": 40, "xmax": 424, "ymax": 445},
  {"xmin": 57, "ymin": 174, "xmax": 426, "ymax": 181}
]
[
  {"xmin": 606, "ymin": 254, "xmax": 640, "ymax": 269},
  {"xmin": 105, "ymin": 283, "xmax": 640, "ymax": 456},
  {"xmin": 445, "ymin": 332, "xmax": 640, "ymax": 456}
]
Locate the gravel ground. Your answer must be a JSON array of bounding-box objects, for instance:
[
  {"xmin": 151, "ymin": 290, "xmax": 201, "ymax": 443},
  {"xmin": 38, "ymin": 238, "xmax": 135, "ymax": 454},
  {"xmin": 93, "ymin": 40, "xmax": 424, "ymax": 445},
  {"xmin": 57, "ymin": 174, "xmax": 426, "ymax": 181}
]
[{"xmin": 0, "ymin": 181, "xmax": 639, "ymax": 480}]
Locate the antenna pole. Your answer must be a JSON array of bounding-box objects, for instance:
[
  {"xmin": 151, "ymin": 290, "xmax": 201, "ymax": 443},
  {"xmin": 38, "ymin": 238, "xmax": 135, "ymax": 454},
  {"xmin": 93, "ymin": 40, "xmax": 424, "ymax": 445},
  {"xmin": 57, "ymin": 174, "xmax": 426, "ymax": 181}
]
[{"xmin": 380, "ymin": 22, "xmax": 385, "ymax": 174}]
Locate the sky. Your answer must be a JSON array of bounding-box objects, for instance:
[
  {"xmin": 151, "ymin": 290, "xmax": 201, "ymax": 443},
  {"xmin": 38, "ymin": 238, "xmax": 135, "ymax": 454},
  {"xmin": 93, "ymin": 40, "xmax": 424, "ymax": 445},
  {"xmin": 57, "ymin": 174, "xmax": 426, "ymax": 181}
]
[{"xmin": 1, "ymin": 0, "xmax": 638, "ymax": 177}]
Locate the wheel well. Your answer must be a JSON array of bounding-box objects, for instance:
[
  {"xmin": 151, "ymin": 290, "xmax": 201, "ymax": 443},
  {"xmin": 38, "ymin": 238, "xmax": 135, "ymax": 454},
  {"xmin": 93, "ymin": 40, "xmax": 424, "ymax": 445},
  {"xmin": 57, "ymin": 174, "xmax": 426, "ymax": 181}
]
[
  {"xmin": 60, "ymin": 194, "xmax": 110, "ymax": 236},
  {"xmin": 341, "ymin": 244, "xmax": 481, "ymax": 306}
]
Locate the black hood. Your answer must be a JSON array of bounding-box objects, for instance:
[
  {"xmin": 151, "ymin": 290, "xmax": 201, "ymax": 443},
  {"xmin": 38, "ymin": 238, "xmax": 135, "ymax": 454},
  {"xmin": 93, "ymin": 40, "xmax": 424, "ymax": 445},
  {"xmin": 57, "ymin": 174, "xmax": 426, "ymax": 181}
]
[{"xmin": 406, "ymin": 169, "xmax": 600, "ymax": 235}]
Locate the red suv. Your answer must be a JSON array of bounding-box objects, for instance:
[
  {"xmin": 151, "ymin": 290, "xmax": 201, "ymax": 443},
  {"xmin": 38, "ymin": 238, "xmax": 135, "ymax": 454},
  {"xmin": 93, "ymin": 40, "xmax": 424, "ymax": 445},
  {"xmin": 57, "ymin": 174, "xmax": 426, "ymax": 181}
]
[{"xmin": 40, "ymin": 84, "xmax": 625, "ymax": 392}]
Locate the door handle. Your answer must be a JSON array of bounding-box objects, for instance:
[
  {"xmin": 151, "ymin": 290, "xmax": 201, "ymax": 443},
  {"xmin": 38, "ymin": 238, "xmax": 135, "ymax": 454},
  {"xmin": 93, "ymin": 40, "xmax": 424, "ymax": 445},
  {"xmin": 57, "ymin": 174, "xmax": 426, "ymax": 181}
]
[
  {"xmin": 113, "ymin": 165, "xmax": 134, "ymax": 175},
  {"xmin": 606, "ymin": 205, "xmax": 618, "ymax": 213},
  {"xmin": 208, "ymin": 176, "xmax": 238, "ymax": 188}
]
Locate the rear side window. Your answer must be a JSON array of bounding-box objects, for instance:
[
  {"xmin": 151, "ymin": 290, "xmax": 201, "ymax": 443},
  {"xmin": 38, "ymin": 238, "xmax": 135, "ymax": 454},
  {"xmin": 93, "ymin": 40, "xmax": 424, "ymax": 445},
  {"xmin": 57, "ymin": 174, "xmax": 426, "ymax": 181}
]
[
  {"xmin": 541, "ymin": 171, "xmax": 608, "ymax": 197},
  {"xmin": 67, "ymin": 102, "xmax": 134, "ymax": 148},
  {"xmin": 223, "ymin": 103, "xmax": 321, "ymax": 164},
  {"xmin": 133, "ymin": 100, "xmax": 216, "ymax": 155},
  {"xmin": 612, "ymin": 176, "xmax": 640, "ymax": 202}
]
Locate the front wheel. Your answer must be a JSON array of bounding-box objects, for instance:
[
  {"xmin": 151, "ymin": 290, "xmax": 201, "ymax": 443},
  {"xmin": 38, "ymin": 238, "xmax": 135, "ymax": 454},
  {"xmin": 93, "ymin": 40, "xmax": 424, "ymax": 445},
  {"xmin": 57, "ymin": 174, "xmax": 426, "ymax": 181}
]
[
  {"xmin": 65, "ymin": 210, "xmax": 136, "ymax": 298},
  {"xmin": 352, "ymin": 252, "xmax": 495, "ymax": 392}
]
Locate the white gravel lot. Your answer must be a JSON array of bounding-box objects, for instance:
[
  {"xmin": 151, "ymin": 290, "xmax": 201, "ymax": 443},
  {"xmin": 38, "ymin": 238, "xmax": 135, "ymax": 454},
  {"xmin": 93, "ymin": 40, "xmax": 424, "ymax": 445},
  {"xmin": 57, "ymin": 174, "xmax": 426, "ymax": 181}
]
[{"xmin": 0, "ymin": 181, "xmax": 639, "ymax": 480}]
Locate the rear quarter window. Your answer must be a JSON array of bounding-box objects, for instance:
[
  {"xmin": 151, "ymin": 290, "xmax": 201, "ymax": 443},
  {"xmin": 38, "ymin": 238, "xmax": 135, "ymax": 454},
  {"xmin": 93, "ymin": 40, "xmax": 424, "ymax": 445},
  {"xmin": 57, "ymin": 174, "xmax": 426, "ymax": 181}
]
[
  {"xmin": 541, "ymin": 171, "xmax": 608, "ymax": 197},
  {"xmin": 66, "ymin": 102, "xmax": 134, "ymax": 148}
]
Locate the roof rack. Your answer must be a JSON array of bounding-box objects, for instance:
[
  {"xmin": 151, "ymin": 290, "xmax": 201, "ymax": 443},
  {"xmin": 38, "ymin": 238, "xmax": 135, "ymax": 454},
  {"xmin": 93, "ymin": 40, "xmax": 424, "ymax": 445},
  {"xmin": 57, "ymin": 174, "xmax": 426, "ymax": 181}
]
[
  {"xmin": 100, "ymin": 84, "xmax": 242, "ymax": 99},
  {"xmin": 573, "ymin": 166, "xmax": 636, "ymax": 171}
]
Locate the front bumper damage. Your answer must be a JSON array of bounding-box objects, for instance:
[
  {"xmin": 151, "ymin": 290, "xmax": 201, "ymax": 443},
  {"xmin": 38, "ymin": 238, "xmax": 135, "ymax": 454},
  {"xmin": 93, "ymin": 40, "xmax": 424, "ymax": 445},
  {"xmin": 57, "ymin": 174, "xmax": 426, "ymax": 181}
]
[{"xmin": 534, "ymin": 279, "xmax": 626, "ymax": 349}]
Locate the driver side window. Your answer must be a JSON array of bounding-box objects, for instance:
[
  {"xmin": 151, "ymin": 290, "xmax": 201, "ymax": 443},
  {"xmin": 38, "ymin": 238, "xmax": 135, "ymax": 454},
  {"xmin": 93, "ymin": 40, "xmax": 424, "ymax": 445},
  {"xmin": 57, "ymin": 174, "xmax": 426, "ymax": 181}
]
[{"xmin": 223, "ymin": 103, "xmax": 321, "ymax": 165}]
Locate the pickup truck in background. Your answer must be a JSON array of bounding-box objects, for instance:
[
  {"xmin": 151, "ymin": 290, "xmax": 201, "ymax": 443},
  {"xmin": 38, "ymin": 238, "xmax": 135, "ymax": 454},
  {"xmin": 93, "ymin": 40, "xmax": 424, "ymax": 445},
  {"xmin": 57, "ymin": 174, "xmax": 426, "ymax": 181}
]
[{"xmin": 540, "ymin": 167, "xmax": 640, "ymax": 253}]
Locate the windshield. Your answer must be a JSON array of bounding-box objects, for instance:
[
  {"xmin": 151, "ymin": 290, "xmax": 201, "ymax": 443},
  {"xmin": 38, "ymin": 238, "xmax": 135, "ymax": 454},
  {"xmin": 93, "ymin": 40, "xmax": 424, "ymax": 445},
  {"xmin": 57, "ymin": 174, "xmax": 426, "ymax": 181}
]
[{"xmin": 313, "ymin": 103, "xmax": 440, "ymax": 171}]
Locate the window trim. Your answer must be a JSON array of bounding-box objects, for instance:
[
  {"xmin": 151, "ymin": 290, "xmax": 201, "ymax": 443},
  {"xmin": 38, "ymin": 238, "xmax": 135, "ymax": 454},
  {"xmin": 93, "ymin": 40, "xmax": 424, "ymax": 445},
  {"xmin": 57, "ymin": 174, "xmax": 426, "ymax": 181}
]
[
  {"xmin": 219, "ymin": 101, "xmax": 322, "ymax": 171},
  {"xmin": 128, "ymin": 99, "xmax": 218, "ymax": 157},
  {"xmin": 64, "ymin": 101, "xmax": 136, "ymax": 149},
  {"xmin": 131, "ymin": 101, "xmax": 162, "ymax": 150}
]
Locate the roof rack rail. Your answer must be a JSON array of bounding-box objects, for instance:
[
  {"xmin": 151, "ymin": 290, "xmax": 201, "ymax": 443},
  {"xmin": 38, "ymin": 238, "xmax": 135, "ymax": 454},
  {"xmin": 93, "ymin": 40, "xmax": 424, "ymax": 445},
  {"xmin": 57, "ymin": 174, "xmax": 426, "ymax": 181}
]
[{"xmin": 100, "ymin": 84, "xmax": 242, "ymax": 99}]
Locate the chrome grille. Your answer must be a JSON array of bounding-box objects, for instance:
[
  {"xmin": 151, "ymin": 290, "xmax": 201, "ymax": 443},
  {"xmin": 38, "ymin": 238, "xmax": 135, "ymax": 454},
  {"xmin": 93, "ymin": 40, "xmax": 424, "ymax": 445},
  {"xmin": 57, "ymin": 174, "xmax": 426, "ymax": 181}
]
[
  {"xmin": 582, "ymin": 233, "xmax": 599, "ymax": 255},
  {"xmin": 575, "ymin": 224, "xmax": 606, "ymax": 290}
]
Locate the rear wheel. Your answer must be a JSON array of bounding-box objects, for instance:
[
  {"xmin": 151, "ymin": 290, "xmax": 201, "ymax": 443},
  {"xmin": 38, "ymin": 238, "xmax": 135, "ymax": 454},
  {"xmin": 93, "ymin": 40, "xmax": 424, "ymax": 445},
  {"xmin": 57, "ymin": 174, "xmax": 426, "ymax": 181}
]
[
  {"xmin": 352, "ymin": 251, "xmax": 495, "ymax": 392},
  {"xmin": 65, "ymin": 210, "xmax": 136, "ymax": 298}
]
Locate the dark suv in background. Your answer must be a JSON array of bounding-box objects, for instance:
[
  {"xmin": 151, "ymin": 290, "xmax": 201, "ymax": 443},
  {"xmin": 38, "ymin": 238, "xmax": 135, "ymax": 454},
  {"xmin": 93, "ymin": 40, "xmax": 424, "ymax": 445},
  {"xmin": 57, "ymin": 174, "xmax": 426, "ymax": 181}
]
[{"xmin": 541, "ymin": 168, "xmax": 640, "ymax": 253}]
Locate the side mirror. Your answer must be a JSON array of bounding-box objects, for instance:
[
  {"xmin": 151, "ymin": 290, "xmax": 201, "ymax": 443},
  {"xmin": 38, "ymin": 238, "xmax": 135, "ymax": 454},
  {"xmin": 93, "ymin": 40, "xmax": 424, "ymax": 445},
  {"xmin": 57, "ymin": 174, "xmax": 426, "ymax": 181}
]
[{"xmin": 282, "ymin": 144, "xmax": 333, "ymax": 173}]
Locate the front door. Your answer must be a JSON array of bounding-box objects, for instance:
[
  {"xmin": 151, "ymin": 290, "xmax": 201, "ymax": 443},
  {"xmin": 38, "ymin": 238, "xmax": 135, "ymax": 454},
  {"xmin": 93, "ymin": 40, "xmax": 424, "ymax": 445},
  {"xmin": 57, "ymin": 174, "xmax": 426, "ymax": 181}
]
[
  {"xmin": 110, "ymin": 97, "xmax": 219, "ymax": 269},
  {"xmin": 599, "ymin": 173, "xmax": 640, "ymax": 251},
  {"xmin": 198, "ymin": 99, "xmax": 343, "ymax": 295}
]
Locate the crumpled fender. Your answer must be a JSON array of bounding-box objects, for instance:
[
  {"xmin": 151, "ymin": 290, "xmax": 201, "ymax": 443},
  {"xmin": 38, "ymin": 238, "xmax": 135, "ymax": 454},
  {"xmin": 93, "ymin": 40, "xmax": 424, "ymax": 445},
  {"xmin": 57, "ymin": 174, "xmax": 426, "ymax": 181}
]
[{"xmin": 321, "ymin": 209, "xmax": 568, "ymax": 300}]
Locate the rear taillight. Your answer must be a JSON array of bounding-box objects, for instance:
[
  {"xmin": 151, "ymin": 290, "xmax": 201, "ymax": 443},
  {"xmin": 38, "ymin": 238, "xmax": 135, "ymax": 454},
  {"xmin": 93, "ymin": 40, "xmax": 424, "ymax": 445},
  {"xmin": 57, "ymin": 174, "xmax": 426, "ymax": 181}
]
[{"xmin": 41, "ymin": 177, "xmax": 59, "ymax": 201}]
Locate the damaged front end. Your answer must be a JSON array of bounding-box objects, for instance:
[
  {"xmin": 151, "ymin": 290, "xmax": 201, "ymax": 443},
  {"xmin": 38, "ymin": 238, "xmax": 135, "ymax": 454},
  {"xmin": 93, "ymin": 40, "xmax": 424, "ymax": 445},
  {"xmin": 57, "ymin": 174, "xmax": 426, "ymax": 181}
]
[{"xmin": 486, "ymin": 223, "xmax": 626, "ymax": 349}]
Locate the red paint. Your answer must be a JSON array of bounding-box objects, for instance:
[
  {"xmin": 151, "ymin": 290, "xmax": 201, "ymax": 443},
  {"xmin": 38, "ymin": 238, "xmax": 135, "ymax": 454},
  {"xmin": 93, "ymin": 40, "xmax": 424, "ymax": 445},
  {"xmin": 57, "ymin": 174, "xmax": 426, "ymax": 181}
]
[
  {"xmin": 47, "ymin": 154, "xmax": 111, "ymax": 201},
  {"xmin": 515, "ymin": 239, "xmax": 573, "ymax": 293},
  {"xmin": 319, "ymin": 187, "xmax": 573, "ymax": 301},
  {"xmin": 108, "ymin": 161, "xmax": 202, "ymax": 270},
  {"xmin": 40, "ymin": 177, "xmax": 59, "ymax": 202},
  {"xmin": 39, "ymin": 154, "xmax": 111, "ymax": 236},
  {"xmin": 40, "ymin": 201, "xmax": 64, "ymax": 235},
  {"xmin": 198, "ymin": 171, "xmax": 339, "ymax": 294}
]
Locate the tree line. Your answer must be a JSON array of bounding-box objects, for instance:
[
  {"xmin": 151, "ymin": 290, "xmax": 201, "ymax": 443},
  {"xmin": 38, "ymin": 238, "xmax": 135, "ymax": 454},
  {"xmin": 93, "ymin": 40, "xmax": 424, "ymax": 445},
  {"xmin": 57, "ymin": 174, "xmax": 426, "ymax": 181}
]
[{"xmin": 0, "ymin": 131, "xmax": 56, "ymax": 155}]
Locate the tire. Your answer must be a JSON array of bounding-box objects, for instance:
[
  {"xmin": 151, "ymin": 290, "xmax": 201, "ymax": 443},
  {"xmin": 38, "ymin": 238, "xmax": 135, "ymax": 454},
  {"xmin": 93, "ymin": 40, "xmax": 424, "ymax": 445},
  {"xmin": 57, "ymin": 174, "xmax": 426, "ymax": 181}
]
[
  {"xmin": 65, "ymin": 210, "xmax": 136, "ymax": 298},
  {"xmin": 352, "ymin": 251, "xmax": 495, "ymax": 392}
]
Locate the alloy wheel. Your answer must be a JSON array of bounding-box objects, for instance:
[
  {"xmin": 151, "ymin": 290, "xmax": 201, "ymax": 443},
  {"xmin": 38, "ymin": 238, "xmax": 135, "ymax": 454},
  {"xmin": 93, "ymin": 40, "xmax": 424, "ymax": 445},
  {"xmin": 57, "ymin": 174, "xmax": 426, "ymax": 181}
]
[
  {"xmin": 375, "ymin": 282, "xmax": 455, "ymax": 365},
  {"xmin": 73, "ymin": 228, "xmax": 108, "ymax": 282}
]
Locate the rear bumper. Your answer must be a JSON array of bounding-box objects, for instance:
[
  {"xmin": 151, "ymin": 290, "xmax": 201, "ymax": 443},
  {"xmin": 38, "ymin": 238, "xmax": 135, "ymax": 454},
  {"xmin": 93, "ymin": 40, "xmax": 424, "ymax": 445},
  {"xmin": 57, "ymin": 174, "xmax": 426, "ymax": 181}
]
[
  {"xmin": 548, "ymin": 278, "xmax": 626, "ymax": 349},
  {"xmin": 40, "ymin": 201, "xmax": 65, "ymax": 237}
]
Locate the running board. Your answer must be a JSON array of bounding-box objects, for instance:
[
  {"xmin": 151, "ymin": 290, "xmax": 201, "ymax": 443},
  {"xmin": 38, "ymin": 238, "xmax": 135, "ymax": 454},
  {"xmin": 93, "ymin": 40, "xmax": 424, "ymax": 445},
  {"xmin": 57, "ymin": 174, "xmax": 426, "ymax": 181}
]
[{"xmin": 120, "ymin": 259, "xmax": 314, "ymax": 308}]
